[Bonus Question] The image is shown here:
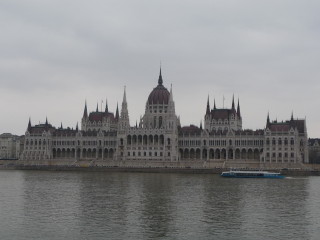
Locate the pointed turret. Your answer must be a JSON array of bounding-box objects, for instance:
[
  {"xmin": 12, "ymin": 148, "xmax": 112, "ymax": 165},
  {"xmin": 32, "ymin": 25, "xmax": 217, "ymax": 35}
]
[
  {"xmin": 76, "ymin": 122, "xmax": 79, "ymax": 131},
  {"xmin": 169, "ymin": 84, "xmax": 173, "ymax": 100},
  {"xmin": 266, "ymin": 112, "xmax": 270, "ymax": 127},
  {"xmin": 168, "ymin": 83, "xmax": 176, "ymax": 116},
  {"xmin": 291, "ymin": 111, "xmax": 294, "ymax": 121},
  {"xmin": 28, "ymin": 118, "xmax": 31, "ymax": 131},
  {"xmin": 123, "ymin": 86, "xmax": 127, "ymax": 104},
  {"xmin": 206, "ymin": 95, "xmax": 210, "ymax": 115},
  {"xmin": 45, "ymin": 117, "xmax": 48, "ymax": 125},
  {"xmin": 214, "ymin": 98, "xmax": 216, "ymax": 110},
  {"xmin": 105, "ymin": 98, "xmax": 108, "ymax": 113},
  {"xmin": 115, "ymin": 103, "xmax": 119, "ymax": 120},
  {"xmin": 158, "ymin": 67, "xmax": 163, "ymax": 86},
  {"xmin": 237, "ymin": 98, "xmax": 241, "ymax": 118},
  {"xmin": 96, "ymin": 102, "xmax": 98, "ymax": 112},
  {"xmin": 60, "ymin": 122, "xmax": 63, "ymax": 129},
  {"xmin": 200, "ymin": 121, "xmax": 203, "ymax": 130},
  {"xmin": 232, "ymin": 94, "xmax": 235, "ymax": 109},
  {"xmin": 83, "ymin": 101, "xmax": 88, "ymax": 118}
]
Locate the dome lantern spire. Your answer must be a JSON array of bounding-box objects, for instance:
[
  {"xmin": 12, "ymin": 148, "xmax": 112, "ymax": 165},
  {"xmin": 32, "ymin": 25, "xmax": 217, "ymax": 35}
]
[{"xmin": 158, "ymin": 66, "xmax": 163, "ymax": 86}]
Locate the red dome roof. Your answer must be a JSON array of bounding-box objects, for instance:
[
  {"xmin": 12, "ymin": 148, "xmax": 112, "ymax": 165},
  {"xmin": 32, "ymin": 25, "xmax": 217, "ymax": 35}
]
[
  {"xmin": 148, "ymin": 85, "xmax": 170, "ymax": 104},
  {"xmin": 147, "ymin": 70, "xmax": 170, "ymax": 104}
]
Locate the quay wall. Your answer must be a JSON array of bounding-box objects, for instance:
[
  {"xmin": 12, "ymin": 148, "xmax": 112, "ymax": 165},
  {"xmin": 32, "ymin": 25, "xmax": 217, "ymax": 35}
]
[{"xmin": 1, "ymin": 158, "xmax": 320, "ymax": 176}]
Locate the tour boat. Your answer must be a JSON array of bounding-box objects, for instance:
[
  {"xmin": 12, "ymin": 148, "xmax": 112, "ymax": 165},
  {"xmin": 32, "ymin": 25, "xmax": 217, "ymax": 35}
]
[{"xmin": 221, "ymin": 170, "xmax": 285, "ymax": 179}]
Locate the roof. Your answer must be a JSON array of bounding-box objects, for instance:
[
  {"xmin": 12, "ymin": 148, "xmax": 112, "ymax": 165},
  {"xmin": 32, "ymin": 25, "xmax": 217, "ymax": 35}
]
[
  {"xmin": 53, "ymin": 128, "xmax": 77, "ymax": 137},
  {"xmin": 147, "ymin": 69, "xmax": 170, "ymax": 105},
  {"xmin": 88, "ymin": 112, "xmax": 116, "ymax": 122},
  {"xmin": 267, "ymin": 119, "xmax": 305, "ymax": 133},
  {"xmin": 29, "ymin": 123, "xmax": 56, "ymax": 135},
  {"xmin": 309, "ymin": 138, "xmax": 320, "ymax": 146},
  {"xmin": 147, "ymin": 85, "xmax": 170, "ymax": 105},
  {"xmin": 179, "ymin": 125, "xmax": 202, "ymax": 135},
  {"xmin": 209, "ymin": 108, "xmax": 238, "ymax": 120}
]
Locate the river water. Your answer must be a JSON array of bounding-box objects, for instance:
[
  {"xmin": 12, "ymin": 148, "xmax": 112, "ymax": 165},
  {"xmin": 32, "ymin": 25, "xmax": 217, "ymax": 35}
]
[{"xmin": 0, "ymin": 170, "xmax": 319, "ymax": 240}]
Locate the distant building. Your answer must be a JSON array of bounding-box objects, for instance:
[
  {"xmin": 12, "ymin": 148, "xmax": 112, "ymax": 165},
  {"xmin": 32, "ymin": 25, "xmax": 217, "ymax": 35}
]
[
  {"xmin": 0, "ymin": 133, "xmax": 20, "ymax": 159},
  {"xmin": 309, "ymin": 138, "xmax": 320, "ymax": 163},
  {"xmin": 21, "ymin": 69, "xmax": 309, "ymax": 164}
]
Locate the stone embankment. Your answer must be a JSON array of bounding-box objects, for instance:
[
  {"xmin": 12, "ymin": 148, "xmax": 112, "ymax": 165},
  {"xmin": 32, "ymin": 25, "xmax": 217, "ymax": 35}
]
[{"xmin": 1, "ymin": 159, "xmax": 320, "ymax": 176}]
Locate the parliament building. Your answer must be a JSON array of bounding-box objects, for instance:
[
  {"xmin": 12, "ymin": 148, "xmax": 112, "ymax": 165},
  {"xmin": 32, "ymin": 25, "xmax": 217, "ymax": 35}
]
[{"xmin": 21, "ymin": 69, "xmax": 309, "ymax": 165}]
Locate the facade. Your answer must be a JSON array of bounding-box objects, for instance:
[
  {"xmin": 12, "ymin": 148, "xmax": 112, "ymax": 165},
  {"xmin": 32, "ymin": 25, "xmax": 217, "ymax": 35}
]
[
  {"xmin": 0, "ymin": 133, "xmax": 20, "ymax": 159},
  {"xmin": 21, "ymin": 70, "xmax": 309, "ymax": 164},
  {"xmin": 309, "ymin": 138, "xmax": 320, "ymax": 163}
]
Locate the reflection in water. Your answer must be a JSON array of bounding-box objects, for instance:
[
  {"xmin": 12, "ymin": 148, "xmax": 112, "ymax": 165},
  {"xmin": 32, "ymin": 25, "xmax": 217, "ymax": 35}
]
[
  {"xmin": 0, "ymin": 171, "xmax": 318, "ymax": 240},
  {"xmin": 140, "ymin": 174, "xmax": 175, "ymax": 239}
]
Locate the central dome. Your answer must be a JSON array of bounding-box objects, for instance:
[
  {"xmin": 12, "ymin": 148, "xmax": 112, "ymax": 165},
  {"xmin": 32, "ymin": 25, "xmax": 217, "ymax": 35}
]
[{"xmin": 147, "ymin": 69, "xmax": 170, "ymax": 104}]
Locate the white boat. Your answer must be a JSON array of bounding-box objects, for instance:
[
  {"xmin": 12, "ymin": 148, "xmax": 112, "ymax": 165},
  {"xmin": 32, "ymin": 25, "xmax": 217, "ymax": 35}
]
[{"xmin": 221, "ymin": 170, "xmax": 285, "ymax": 179}]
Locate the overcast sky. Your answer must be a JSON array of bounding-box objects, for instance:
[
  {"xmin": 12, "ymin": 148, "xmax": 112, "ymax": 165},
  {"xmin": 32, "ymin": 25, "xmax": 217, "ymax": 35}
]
[{"xmin": 0, "ymin": 0, "xmax": 319, "ymax": 137}]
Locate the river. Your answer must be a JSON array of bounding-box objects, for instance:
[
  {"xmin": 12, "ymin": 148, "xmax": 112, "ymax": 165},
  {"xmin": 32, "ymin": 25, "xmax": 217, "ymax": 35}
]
[{"xmin": 0, "ymin": 170, "xmax": 319, "ymax": 240}]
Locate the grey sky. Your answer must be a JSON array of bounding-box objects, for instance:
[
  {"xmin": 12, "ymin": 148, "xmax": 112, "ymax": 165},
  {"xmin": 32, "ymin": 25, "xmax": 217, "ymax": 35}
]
[{"xmin": 0, "ymin": 0, "xmax": 319, "ymax": 137}]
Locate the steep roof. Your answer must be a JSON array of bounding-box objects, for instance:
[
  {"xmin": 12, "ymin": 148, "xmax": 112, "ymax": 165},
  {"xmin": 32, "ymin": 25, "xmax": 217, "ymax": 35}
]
[
  {"xmin": 88, "ymin": 112, "xmax": 116, "ymax": 122},
  {"xmin": 210, "ymin": 108, "xmax": 238, "ymax": 120},
  {"xmin": 267, "ymin": 119, "xmax": 305, "ymax": 133}
]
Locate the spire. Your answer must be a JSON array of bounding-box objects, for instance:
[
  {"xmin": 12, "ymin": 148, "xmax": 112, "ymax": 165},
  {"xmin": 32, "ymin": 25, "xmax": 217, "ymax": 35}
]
[
  {"xmin": 267, "ymin": 112, "xmax": 270, "ymax": 127},
  {"xmin": 28, "ymin": 118, "xmax": 31, "ymax": 131},
  {"xmin": 237, "ymin": 98, "xmax": 241, "ymax": 117},
  {"xmin": 158, "ymin": 66, "xmax": 163, "ymax": 86},
  {"xmin": 169, "ymin": 84, "xmax": 173, "ymax": 101},
  {"xmin": 83, "ymin": 101, "xmax": 88, "ymax": 118},
  {"xmin": 76, "ymin": 122, "xmax": 79, "ymax": 131},
  {"xmin": 232, "ymin": 94, "xmax": 235, "ymax": 109},
  {"xmin": 96, "ymin": 102, "xmax": 98, "ymax": 112},
  {"xmin": 45, "ymin": 116, "xmax": 48, "ymax": 125},
  {"xmin": 291, "ymin": 111, "xmax": 294, "ymax": 121},
  {"xmin": 115, "ymin": 102, "xmax": 119, "ymax": 120},
  {"xmin": 214, "ymin": 98, "xmax": 216, "ymax": 110},
  {"xmin": 123, "ymin": 86, "xmax": 127, "ymax": 104},
  {"xmin": 200, "ymin": 120, "xmax": 203, "ymax": 130},
  {"xmin": 105, "ymin": 98, "xmax": 108, "ymax": 113},
  {"xmin": 60, "ymin": 122, "xmax": 63, "ymax": 129},
  {"xmin": 206, "ymin": 95, "xmax": 210, "ymax": 114}
]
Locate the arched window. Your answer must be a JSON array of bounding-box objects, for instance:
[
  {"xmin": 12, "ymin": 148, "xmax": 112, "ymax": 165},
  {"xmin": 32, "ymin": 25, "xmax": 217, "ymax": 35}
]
[
  {"xmin": 154, "ymin": 116, "xmax": 157, "ymax": 128},
  {"xmin": 290, "ymin": 138, "xmax": 295, "ymax": 145},
  {"xmin": 159, "ymin": 116, "xmax": 162, "ymax": 128}
]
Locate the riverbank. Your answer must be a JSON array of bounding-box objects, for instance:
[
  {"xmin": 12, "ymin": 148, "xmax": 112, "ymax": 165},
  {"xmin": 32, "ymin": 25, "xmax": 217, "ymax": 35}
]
[{"xmin": 1, "ymin": 159, "xmax": 320, "ymax": 176}]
